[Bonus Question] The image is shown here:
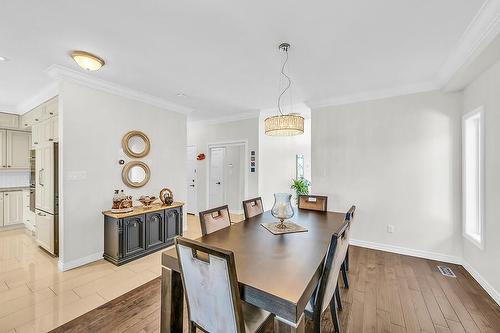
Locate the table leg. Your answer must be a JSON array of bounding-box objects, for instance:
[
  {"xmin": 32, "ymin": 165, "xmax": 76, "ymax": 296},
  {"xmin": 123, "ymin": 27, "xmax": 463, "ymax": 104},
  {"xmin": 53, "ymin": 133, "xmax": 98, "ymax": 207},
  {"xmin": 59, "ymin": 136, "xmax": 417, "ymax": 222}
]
[
  {"xmin": 274, "ymin": 314, "xmax": 305, "ymax": 333},
  {"xmin": 161, "ymin": 267, "xmax": 184, "ymax": 333}
]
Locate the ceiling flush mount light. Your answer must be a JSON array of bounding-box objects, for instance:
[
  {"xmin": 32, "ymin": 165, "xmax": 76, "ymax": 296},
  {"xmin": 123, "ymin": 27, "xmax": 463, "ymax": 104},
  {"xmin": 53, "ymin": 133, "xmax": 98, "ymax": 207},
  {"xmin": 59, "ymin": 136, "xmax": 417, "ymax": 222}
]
[
  {"xmin": 0, "ymin": 56, "xmax": 8, "ymax": 62},
  {"xmin": 265, "ymin": 42, "xmax": 304, "ymax": 136},
  {"xmin": 71, "ymin": 50, "xmax": 105, "ymax": 71}
]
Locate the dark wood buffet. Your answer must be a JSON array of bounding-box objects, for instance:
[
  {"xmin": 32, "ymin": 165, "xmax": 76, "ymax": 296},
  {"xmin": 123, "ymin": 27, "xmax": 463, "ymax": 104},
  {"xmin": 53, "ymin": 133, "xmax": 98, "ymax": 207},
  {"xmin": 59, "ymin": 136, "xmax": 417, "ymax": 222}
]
[{"xmin": 102, "ymin": 202, "xmax": 184, "ymax": 265}]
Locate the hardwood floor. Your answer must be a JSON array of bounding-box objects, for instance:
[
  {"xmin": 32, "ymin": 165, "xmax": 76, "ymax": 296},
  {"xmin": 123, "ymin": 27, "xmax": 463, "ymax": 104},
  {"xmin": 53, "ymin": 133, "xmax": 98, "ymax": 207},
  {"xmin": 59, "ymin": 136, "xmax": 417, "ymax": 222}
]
[{"xmin": 49, "ymin": 245, "xmax": 500, "ymax": 333}]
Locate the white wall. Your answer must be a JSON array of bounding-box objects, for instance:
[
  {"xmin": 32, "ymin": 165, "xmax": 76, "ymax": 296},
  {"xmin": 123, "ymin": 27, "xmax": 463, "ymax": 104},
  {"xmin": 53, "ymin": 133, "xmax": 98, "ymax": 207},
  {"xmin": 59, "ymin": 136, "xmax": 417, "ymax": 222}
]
[
  {"xmin": 311, "ymin": 91, "xmax": 463, "ymax": 262},
  {"xmin": 259, "ymin": 104, "xmax": 311, "ymax": 210},
  {"xmin": 187, "ymin": 118, "xmax": 259, "ymax": 213},
  {"xmin": 59, "ymin": 81, "xmax": 186, "ymax": 268},
  {"xmin": 462, "ymin": 59, "xmax": 500, "ymax": 302}
]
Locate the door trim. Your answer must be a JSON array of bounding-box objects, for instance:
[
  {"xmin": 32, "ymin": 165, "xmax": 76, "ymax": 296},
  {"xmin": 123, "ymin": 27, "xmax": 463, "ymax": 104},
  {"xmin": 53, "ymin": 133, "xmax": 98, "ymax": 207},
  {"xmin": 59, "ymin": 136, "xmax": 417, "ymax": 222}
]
[
  {"xmin": 206, "ymin": 140, "xmax": 248, "ymax": 211},
  {"xmin": 186, "ymin": 145, "xmax": 198, "ymax": 215}
]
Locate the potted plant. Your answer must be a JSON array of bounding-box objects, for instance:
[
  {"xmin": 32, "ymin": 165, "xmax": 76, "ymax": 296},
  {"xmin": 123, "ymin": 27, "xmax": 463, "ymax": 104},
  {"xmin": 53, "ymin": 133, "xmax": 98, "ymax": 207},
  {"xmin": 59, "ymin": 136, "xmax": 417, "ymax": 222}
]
[{"xmin": 291, "ymin": 178, "xmax": 310, "ymax": 204}]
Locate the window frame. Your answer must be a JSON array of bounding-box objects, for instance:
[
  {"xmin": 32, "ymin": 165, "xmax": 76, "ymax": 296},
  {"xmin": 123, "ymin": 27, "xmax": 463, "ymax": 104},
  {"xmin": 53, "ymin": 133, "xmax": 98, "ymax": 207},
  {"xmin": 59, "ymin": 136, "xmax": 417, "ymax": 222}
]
[{"xmin": 462, "ymin": 107, "xmax": 485, "ymax": 250}]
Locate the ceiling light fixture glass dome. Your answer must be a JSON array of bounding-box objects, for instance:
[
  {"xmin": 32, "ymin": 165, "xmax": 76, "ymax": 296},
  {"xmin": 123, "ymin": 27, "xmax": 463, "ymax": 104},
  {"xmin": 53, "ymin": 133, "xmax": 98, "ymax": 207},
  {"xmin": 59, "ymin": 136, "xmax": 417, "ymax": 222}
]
[{"xmin": 71, "ymin": 50, "xmax": 105, "ymax": 71}]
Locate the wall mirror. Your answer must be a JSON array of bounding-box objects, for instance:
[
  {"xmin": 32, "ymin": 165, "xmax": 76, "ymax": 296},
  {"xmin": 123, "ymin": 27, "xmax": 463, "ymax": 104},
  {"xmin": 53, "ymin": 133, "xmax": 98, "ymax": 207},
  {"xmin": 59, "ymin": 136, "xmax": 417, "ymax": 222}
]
[
  {"xmin": 122, "ymin": 161, "xmax": 151, "ymax": 188},
  {"xmin": 122, "ymin": 131, "xmax": 151, "ymax": 158}
]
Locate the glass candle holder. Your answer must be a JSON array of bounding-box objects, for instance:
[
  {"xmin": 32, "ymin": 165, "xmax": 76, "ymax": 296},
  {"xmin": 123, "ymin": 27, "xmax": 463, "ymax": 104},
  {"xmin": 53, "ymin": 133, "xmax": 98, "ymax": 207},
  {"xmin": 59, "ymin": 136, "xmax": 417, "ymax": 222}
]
[{"xmin": 271, "ymin": 193, "xmax": 294, "ymax": 229}]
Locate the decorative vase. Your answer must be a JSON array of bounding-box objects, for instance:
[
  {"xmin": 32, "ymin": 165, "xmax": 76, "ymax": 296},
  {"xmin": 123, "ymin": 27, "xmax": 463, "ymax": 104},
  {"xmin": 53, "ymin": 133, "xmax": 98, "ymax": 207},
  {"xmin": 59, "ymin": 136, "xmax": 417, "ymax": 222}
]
[{"xmin": 271, "ymin": 193, "xmax": 294, "ymax": 229}]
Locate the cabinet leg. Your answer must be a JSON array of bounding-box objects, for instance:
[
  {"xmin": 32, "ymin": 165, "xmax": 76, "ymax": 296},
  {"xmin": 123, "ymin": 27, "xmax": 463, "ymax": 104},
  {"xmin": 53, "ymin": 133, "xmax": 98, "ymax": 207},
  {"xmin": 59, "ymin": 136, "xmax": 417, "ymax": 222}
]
[
  {"xmin": 161, "ymin": 267, "xmax": 184, "ymax": 333},
  {"xmin": 274, "ymin": 314, "xmax": 305, "ymax": 333}
]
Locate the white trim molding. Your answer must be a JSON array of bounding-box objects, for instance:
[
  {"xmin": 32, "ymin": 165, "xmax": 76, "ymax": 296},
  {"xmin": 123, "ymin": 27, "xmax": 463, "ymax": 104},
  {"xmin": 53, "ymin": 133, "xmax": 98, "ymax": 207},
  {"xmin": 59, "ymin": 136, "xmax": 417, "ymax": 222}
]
[
  {"xmin": 57, "ymin": 251, "xmax": 103, "ymax": 272},
  {"xmin": 45, "ymin": 64, "xmax": 192, "ymax": 115},
  {"xmin": 350, "ymin": 238, "xmax": 463, "ymax": 264},
  {"xmin": 188, "ymin": 111, "xmax": 259, "ymax": 126},
  {"xmin": 436, "ymin": 0, "xmax": 500, "ymax": 88},
  {"xmin": 462, "ymin": 260, "xmax": 500, "ymax": 305},
  {"xmin": 306, "ymin": 81, "xmax": 438, "ymax": 109}
]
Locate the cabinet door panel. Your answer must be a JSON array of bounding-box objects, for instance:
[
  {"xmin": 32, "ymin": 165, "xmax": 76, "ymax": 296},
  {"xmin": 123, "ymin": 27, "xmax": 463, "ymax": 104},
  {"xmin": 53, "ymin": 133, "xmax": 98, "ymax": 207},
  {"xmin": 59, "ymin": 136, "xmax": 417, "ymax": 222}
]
[
  {"xmin": 35, "ymin": 210, "xmax": 54, "ymax": 254},
  {"xmin": 123, "ymin": 216, "xmax": 146, "ymax": 257},
  {"xmin": 145, "ymin": 211, "xmax": 165, "ymax": 249},
  {"xmin": 4, "ymin": 191, "xmax": 23, "ymax": 226},
  {"xmin": 0, "ymin": 130, "xmax": 6, "ymax": 168},
  {"xmin": 6, "ymin": 131, "xmax": 30, "ymax": 169},
  {"xmin": 165, "ymin": 209, "xmax": 180, "ymax": 240}
]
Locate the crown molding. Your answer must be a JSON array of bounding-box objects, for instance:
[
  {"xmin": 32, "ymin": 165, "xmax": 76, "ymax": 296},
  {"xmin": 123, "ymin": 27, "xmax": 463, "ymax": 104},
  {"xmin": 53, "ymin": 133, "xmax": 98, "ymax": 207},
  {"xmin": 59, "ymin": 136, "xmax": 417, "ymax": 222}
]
[
  {"xmin": 45, "ymin": 64, "xmax": 192, "ymax": 115},
  {"xmin": 0, "ymin": 105, "xmax": 16, "ymax": 113},
  {"xmin": 436, "ymin": 0, "xmax": 500, "ymax": 88},
  {"xmin": 16, "ymin": 82, "xmax": 59, "ymax": 114},
  {"xmin": 306, "ymin": 81, "xmax": 438, "ymax": 109},
  {"xmin": 188, "ymin": 110, "xmax": 259, "ymax": 126}
]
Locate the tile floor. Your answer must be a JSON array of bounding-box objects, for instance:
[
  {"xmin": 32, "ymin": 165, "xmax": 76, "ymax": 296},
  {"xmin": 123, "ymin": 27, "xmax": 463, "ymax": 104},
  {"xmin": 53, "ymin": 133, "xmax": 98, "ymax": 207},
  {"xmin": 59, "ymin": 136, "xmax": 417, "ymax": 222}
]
[{"xmin": 0, "ymin": 214, "xmax": 243, "ymax": 333}]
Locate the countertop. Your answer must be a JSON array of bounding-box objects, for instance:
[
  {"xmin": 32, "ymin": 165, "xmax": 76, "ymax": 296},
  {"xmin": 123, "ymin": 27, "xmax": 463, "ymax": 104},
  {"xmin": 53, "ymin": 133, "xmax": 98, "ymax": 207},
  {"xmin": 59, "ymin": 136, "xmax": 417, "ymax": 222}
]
[
  {"xmin": 102, "ymin": 202, "xmax": 184, "ymax": 219},
  {"xmin": 0, "ymin": 186, "xmax": 31, "ymax": 192}
]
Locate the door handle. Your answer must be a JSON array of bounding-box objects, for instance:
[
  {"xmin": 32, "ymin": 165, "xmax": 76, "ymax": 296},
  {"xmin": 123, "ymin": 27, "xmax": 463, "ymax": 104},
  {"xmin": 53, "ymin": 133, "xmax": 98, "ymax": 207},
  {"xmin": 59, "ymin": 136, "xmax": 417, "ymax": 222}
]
[
  {"xmin": 189, "ymin": 185, "xmax": 195, "ymax": 187},
  {"xmin": 216, "ymin": 182, "xmax": 221, "ymax": 185},
  {"xmin": 38, "ymin": 212, "xmax": 46, "ymax": 216}
]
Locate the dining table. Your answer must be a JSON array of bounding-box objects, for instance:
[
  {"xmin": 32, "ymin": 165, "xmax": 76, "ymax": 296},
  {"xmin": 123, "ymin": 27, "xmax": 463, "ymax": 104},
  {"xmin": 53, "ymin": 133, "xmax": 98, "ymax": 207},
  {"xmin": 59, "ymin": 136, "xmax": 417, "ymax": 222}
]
[{"xmin": 160, "ymin": 209, "xmax": 348, "ymax": 332}]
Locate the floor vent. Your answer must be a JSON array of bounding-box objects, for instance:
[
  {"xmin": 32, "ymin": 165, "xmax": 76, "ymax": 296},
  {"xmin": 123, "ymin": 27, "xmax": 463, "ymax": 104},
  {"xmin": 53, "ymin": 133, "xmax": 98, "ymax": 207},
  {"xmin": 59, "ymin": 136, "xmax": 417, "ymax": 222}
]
[{"xmin": 438, "ymin": 266, "xmax": 456, "ymax": 278}]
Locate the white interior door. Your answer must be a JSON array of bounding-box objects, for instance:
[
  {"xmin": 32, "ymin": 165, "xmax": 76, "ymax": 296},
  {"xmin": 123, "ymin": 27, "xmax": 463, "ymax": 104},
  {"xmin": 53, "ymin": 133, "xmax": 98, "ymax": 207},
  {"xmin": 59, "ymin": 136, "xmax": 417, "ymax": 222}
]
[
  {"xmin": 209, "ymin": 147, "xmax": 225, "ymax": 208},
  {"xmin": 186, "ymin": 146, "xmax": 197, "ymax": 214}
]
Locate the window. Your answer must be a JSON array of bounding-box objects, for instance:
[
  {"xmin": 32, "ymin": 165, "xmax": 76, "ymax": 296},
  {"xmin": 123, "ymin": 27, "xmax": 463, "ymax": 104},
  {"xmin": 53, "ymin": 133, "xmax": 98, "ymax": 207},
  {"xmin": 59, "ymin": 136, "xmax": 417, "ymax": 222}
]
[
  {"xmin": 462, "ymin": 107, "xmax": 484, "ymax": 249},
  {"xmin": 296, "ymin": 154, "xmax": 304, "ymax": 179}
]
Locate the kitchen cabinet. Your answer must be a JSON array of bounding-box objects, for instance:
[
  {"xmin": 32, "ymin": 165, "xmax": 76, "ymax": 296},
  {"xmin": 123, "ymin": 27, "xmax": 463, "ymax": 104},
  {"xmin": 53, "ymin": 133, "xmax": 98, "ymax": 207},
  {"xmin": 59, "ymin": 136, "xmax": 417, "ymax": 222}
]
[
  {"xmin": 0, "ymin": 190, "xmax": 24, "ymax": 228},
  {"xmin": 21, "ymin": 97, "xmax": 58, "ymax": 129},
  {"xmin": 4, "ymin": 191, "xmax": 23, "ymax": 226},
  {"xmin": 31, "ymin": 116, "xmax": 58, "ymax": 147},
  {"xmin": 103, "ymin": 203, "xmax": 183, "ymax": 265},
  {"xmin": 35, "ymin": 209, "xmax": 56, "ymax": 254},
  {"xmin": 0, "ymin": 112, "xmax": 20, "ymax": 129},
  {"xmin": 0, "ymin": 130, "xmax": 30, "ymax": 169},
  {"xmin": 23, "ymin": 189, "xmax": 35, "ymax": 232},
  {"xmin": 35, "ymin": 145, "xmax": 54, "ymax": 214}
]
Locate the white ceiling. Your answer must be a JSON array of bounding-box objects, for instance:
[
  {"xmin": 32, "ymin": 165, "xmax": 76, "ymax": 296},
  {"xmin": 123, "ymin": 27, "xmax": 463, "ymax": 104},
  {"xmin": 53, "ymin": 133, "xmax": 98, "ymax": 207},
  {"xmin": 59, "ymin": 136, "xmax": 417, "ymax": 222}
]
[{"xmin": 0, "ymin": 0, "xmax": 487, "ymax": 120}]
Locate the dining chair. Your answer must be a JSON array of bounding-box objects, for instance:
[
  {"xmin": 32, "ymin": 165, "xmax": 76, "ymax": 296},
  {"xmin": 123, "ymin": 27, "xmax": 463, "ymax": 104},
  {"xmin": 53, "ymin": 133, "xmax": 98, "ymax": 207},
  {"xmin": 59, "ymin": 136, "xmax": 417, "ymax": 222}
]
[
  {"xmin": 298, "ymin": 195, "xmax": 328, "ymax": 212},
  {"xmin": 305, "ymin": 220, "xmax": 351, "ymax": 333},
  {"xmin": 175, "ymin": 237, "xmax": 272, "ymax": 333},
  {"xmin": 199, "ymin": 205, "xmax": 231, "ymax": 236},
  {"xmin": 343, "ymin": 205, "xmax": 356, "ymax": 274},
  {"xmin": 242, "ymin": 197, "xmax": 264, "ymax": 219}
]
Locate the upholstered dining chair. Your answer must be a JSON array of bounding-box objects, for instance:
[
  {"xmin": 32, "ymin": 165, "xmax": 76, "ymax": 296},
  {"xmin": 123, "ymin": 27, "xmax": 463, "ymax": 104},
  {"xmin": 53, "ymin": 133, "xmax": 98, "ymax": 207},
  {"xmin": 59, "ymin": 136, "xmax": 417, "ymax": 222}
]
[
  {"xmin": 242, "ymin": 197, "xmax": 264, "ymax": 219},
  {"xmin": 298, "ymin": 195, "xmax": 328, "ymax": 212},
  {"xmin": 199, "ymin": 205, "xmax": 231, "ymax": 236},
  {"xmin": 305, "ymin": 220, "xmax": 351, "ymax": 333},
  {"xmin": 175, "ymin": 237, "xmax": 272, "ymax": 333},
  {"xmin": 343, "ymin": 205, "xmax": 356, "ymax": 274}
]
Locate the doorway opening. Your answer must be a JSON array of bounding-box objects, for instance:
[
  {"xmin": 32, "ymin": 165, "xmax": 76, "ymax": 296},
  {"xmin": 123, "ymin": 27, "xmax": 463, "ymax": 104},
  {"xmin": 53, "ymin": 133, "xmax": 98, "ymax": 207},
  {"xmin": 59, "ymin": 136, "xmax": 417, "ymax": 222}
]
[{"xmin": 208, "ymin": 141, "xmax": 247, "ymax": 215}]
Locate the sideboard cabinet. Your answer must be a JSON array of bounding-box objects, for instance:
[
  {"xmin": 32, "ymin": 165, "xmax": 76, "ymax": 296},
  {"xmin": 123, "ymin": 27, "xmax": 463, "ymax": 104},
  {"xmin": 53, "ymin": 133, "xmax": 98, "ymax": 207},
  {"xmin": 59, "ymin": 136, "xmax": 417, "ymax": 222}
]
[{"xmin": 103, "ymin": 203, "xmax": 183, "ymax": 265}]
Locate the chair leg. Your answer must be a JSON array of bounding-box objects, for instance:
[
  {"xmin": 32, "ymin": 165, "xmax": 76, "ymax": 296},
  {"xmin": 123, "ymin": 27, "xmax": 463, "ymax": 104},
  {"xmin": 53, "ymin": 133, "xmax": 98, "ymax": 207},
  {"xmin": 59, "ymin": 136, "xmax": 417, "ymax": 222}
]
[
  {"xmin": 329, "ymin": 297, "xmax": 341, "ymax": 333},
  {"xmin": 341, "ymin": 262, "xmax": 349, "ymax": 289},
  {"xmin": 345, "ymin": 248, "xmax": 349, "ymax": 271},
  {"xmin": 335, "ymin": 282, "xmax": 343, "ymax": 311}
]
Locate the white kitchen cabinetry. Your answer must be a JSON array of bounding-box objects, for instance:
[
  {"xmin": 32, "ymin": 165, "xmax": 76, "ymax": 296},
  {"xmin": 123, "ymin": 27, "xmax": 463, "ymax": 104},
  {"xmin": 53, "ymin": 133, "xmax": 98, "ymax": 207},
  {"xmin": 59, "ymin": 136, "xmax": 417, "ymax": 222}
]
[
  {"xmin": 0, "ymin": 112, "xmax": 20, "ymax": 129},
  {"xmin": 35, "ymin": 209, "xmax": 54, "ymax": 254},
  {"xmin": 0, "ymin": 130, "xmax": 30, "ymax": 169},
  {"xmin": 31, "ymin": 116, "xmax": 58, "ymax": 147},
  {"xmin": 23, "ymin": 189, "xmax": 35, "ymax": 231},
  {"xmin": 0, "ymin": 191, "xmax": 24, "ymax": 227},
  {"xmin": 35, "ymin": 145, "xmax": 54, "ymax": 213},
  {"xmin": 4, "ymin": 191, "xmax": 23, "ymax": 226}
]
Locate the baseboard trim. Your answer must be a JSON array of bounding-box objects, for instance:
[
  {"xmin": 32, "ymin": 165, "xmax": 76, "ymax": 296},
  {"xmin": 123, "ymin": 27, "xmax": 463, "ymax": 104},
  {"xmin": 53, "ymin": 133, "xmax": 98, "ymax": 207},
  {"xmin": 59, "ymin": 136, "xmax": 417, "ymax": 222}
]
[
  {"xmin": 349, "ymin": 239, "xmax": 463, "ymax": 264},
  {"xmin": 58, "ymin": 252, "xmax": 103, "ymax": 272},
  {"xmin": 462, "ymin": 260, "xmax": 500, "ymax": 305}
]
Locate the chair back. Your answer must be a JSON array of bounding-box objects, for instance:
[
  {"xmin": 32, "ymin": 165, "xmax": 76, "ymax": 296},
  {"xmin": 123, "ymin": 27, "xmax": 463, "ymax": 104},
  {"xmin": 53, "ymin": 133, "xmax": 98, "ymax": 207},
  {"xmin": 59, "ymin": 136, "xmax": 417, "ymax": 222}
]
[
  {"xmin": 298, "ymin": 195, "xmax": 328, "ymax": 212},
  {"xmin": 314, "ymin": 219, "xmax": 351, "ymax": 314},
  {"xmin": 199, "ymin": 205, "xmax": 231, "ymax": 236},
  {"xmin": 242, "ymin": 197, "xmax": 264, "ymax": 219},
  {"xmin": 345, "ymin": 205, "xmax": 356, "ymax": 221},
  {"xmin": 175, "ymin": 237, "xmax": 245, "ymax": 332}
]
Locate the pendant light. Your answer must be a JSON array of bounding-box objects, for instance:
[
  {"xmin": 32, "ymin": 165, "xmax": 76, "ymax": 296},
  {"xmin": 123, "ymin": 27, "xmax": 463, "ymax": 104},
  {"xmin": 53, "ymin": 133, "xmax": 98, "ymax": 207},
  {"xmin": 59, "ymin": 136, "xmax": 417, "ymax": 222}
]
[{"xmin": 264, "ymin": 43, "xmax": 304, "ymax": 136}]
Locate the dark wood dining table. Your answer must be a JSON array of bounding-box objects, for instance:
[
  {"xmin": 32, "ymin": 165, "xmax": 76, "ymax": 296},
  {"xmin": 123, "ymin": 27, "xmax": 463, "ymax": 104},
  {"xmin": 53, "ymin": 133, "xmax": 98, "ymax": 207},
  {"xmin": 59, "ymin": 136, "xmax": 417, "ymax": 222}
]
[{"xmin": 160, "ymin": 209, "xmax": 347, "ymax": 332}]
